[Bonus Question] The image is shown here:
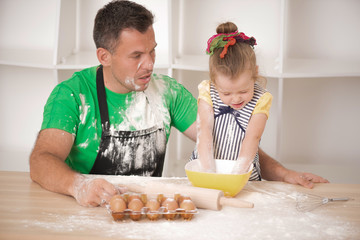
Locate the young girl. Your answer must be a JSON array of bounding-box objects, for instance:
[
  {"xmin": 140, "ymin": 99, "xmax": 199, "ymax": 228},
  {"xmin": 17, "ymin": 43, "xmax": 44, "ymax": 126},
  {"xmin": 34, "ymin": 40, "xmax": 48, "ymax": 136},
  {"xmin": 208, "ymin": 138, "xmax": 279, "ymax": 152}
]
[{"xmin": 192, "ymin": 22, "xmax": 272, "ymax": 181}]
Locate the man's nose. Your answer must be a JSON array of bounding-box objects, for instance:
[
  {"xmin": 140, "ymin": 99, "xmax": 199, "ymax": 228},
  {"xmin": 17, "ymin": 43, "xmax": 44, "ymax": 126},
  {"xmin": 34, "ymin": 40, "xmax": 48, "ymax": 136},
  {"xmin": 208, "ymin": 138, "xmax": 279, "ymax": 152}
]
[{"xmin": 140, "ymin": 54, "xmax": 154, "ymax": 71}]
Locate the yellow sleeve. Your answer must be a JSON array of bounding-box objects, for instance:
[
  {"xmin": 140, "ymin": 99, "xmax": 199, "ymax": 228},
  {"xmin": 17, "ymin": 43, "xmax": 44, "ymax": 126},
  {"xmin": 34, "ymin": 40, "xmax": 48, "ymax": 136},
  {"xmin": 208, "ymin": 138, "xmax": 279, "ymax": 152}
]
[
  {"xmin": 198, "ymin": 80, "xmax": 213, "ymax": 107},
  {"xmin": 252, "ymin": 92, "xmax": 273, "ymax": 118}
]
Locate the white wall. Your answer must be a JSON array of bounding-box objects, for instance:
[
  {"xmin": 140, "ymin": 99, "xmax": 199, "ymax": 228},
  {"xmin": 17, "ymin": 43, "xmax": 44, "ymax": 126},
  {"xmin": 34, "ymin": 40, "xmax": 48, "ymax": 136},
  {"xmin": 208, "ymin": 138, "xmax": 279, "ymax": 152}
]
[
  {"xmin": 281, "ymin": 77, "xmax": 360, "ymax": 165},
  {"xmin": 0, "ymin": 66, "xmax": 55, "ymax": 171},
  {"xmin": 0, "ymin": 0, "xmax": 359, "ymax": 184}
]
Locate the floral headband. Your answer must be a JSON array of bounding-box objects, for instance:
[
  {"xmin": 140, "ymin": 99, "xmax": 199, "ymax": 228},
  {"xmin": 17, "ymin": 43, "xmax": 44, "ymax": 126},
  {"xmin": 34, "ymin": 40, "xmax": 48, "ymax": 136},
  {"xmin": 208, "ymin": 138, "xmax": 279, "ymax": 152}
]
[{"xmin": 206, "ymin": 31, "xmax": 257, "ymax": 58}]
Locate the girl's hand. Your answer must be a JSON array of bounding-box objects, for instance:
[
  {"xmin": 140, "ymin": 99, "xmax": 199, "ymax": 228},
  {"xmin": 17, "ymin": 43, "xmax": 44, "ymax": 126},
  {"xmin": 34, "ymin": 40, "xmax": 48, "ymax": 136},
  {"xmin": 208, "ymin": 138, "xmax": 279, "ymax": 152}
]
[
  {"xmin": 198, "ymin": 157, "xmax": 216, "ymax": 173},
  {"xmin": 231, "ymin": 158, "xmax": 251, "ymax": 174}
]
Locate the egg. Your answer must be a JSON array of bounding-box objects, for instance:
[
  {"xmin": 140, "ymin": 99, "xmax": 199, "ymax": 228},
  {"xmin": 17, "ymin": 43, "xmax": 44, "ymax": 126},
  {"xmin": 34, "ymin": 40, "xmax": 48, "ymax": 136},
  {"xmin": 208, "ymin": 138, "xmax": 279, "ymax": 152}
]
[
  {"xmin": 140, "ymin": 193, "xmax": 147, "ymax": 204},
  {"xmin": 157, "ymin": 194, "xmax": 165, "ymax": 204},
  {"xmin": 109, "ymin": 195, "xmax": 126, "ymax": 212},
  {"xmin": 109, "ymin": 195, "xmax": 126, "ymax": 221},
  {"xmin": 178, "ymin": 195, "xmax": 192, "ymax": 205},
  {"xmin": 174, "ymin": 193, "xmax": 181, "ymax": 203},
  {"xmin": 161, "ymin": 197, "xmax": 178, "ymax": 220},
  {"xmin": 180, "ymin": 199, "xmax": 196, "ymax": 220},
  {"xmin": 128, "ymin": 194, "xmax": 141, "ymax": 203},
  {"xmin": 145, "ymin": 198, "xmax": 161, "ymax": 221},
  {"xmin": 128, "ymin": 198, "xmax": 144, "ymax": 221},
  {"xmin": 180, "ymin": 199, "xmax": 195, "ymax": 210}
]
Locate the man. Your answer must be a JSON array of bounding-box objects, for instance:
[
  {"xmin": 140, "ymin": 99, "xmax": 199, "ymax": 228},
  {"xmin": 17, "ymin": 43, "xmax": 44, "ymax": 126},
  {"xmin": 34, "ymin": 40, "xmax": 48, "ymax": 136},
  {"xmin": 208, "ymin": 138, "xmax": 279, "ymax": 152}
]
[{"xmin": 30, "ymin": 0, "xmax": 328, "ymax": 207}]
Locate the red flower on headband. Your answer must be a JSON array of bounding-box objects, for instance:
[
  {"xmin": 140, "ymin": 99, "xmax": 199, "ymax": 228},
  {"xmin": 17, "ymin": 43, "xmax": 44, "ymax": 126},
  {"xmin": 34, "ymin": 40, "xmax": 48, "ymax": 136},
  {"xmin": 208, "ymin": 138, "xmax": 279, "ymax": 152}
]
[
  {"xmin": 220, "ymin": 37, "xmax": 236, "ymax": 59},
  {"xmin": 206, "ymin": 31, "xmax": 257, "ymax": 57}
]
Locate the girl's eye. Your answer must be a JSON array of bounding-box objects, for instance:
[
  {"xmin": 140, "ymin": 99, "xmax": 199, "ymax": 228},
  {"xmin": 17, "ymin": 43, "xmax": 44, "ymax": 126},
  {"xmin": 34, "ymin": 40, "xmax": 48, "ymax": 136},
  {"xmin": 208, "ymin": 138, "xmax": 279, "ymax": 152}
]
[{"xmin": 223, "ymin": 93, "xmax": 230, "ymax": 96}]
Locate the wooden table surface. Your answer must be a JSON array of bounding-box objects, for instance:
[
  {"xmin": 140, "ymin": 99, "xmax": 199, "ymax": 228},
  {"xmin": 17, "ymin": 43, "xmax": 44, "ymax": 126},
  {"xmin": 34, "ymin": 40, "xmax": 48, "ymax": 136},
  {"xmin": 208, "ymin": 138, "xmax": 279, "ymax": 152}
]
[{"xmin": 0, "ymin": 171, "xmax": 359, "ymax": 240}]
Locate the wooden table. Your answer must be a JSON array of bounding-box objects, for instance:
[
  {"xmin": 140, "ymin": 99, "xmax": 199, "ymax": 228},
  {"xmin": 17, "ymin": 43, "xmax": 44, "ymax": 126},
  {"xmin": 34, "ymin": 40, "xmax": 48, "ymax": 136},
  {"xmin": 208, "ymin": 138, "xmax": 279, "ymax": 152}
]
[{"xmin": 0, "ymin": 171, "xmax": 359, "ymax": 240}]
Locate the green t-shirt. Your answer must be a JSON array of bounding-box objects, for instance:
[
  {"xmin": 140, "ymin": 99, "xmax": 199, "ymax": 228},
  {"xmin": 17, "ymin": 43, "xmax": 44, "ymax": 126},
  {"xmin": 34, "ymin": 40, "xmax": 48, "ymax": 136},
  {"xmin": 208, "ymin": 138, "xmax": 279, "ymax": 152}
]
[{"xmin": 41, "ymin": 66, "xmax": 197, "ymax": 173}]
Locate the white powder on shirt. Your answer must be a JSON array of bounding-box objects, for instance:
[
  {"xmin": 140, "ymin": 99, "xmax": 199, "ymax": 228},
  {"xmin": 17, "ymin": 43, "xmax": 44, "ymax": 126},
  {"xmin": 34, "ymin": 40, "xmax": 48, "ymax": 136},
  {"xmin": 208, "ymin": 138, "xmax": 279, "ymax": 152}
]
[
  {"xmin": 144, "ymin": 76, "xmax": 170, "ymax": 129},
  {"xmin": 113, "ymin": 75, "xmax": 169, "ymax": 132},
  {"xmin": 112, "ymin": 91, "xmax": 156, "ymax": 131},
  {"xmin": 79, "ymin": 94, "xmax": 89, "ymax": 125}
]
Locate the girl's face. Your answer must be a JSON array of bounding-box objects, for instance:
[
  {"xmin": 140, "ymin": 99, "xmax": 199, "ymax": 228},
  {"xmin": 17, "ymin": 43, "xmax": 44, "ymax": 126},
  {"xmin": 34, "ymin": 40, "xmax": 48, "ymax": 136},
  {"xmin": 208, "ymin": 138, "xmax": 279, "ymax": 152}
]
[{"xmin": 214, "ymin": 70, "xmax": 255, "ymax": 110}]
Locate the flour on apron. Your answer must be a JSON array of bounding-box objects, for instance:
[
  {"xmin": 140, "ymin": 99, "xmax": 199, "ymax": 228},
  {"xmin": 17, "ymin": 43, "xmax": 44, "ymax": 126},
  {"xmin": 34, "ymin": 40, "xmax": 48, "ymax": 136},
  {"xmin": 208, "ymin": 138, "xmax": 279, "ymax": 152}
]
[{"xmin": 90, "ymin": 66, "xmax": 167, "ymax": 176}]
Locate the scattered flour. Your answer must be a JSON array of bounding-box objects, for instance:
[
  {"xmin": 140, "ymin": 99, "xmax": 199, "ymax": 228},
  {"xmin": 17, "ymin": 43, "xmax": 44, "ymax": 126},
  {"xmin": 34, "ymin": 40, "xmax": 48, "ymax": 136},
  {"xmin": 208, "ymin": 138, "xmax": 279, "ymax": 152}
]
[{"xmin": 20, "ymin": 177, "xmax": 360, "ymax": 240}]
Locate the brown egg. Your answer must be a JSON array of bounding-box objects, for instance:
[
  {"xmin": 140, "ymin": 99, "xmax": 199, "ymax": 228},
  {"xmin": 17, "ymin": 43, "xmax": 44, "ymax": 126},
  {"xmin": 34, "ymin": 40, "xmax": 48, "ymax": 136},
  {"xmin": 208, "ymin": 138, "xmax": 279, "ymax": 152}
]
[
  {"xmin": 145, "ymin": 198, "xmax": 161, "ymax": 221},
  {"xmin": 178, "ymin": 195, "xmax": 192, "ymax": 205},
  {"xmin": 180, "ymin": 199, "xmax": 196, "ymax": 220},
  {"xmin": 157, "ymin": 193, "xmax": 165, "ymax": 203},
  {"xmin": 128, "ymin": 194, "xmax": 141, "ymax": 203},
  {"xmin": 128, "ymin": 198, "xmax": 144, "ymax": 221},
  {"xmin": 140, "ymin": 193, "xmax": 147, "ymax": 204},
  {"xmin": 180, "ymin": 199, "xmax": 195, "ymax": 210},
  {"xmin": 174, "ymin": 193, "xmax": 181, "ymax": 203},
  {"xmin": 161, "ymin": 197, "xmax": 178, "ymax": 220},
  {"xmin": 109, "ymin": 195, "xmax": 126, "ymax": 212},
  {"xmin": 109, "ymin": 195, "xmax": 126, "ymax": 221}
]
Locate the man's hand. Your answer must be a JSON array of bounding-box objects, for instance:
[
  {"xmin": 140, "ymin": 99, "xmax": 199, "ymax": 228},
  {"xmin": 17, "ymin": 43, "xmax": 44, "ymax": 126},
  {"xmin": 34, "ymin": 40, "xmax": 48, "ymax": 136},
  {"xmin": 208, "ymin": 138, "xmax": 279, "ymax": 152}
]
[
  {"xmin": 282, "ymin": 170, "xmax": 329, "ymax": 189},
  {"xmin": 72, "ymin": 175, "xmax": 126, "ymax": 207}
]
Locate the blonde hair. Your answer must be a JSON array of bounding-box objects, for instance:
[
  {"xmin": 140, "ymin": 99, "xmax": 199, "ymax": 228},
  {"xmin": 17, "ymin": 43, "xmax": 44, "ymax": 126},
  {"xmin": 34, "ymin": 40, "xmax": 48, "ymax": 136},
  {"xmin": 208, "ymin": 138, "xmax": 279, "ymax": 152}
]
[{"xmin": 209, "ymin": 22, "xmax": 266, "ymax": 87}]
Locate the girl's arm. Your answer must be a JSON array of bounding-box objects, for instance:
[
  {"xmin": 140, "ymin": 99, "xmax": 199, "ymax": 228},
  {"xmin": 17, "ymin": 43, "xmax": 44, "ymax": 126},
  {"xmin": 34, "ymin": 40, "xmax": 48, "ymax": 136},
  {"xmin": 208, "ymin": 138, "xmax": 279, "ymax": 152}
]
[
  {"xmin": 196, "ymin": 99, "xmax": 216, "ymax": 172},
  {"xmin": 232, "ymin": 112, "xmax": 268, "ymax": 174}
]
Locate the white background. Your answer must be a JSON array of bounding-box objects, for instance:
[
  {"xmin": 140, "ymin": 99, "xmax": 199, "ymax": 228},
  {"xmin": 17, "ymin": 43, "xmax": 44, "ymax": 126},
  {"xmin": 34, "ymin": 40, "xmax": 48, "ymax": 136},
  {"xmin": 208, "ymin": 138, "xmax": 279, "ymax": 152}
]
[{"xmin": 0, "ymin": 0, "xmax": 359, "ymax": 183}]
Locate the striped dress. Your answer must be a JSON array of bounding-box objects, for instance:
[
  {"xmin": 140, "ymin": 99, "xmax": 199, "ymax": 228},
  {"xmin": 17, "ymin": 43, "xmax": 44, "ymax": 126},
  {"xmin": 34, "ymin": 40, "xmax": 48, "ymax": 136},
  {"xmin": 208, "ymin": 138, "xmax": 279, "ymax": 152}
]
[{"xmin": 192, "ymin": 82, "xmax": 267, "ymax": 181}]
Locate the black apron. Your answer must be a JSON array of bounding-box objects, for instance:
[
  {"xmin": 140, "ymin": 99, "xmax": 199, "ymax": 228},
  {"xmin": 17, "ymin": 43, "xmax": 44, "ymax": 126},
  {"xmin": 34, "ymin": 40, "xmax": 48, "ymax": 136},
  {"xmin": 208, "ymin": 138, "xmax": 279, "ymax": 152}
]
[{"xmin": 90, "ymin": 66, "xmax": 166, "ymax": 176}]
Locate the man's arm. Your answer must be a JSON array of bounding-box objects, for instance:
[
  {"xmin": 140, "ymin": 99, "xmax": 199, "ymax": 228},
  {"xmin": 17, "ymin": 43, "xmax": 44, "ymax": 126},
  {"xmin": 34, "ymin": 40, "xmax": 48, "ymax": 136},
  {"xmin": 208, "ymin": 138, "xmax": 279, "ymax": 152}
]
[
  {"xmin": 29, "ymin": 128, "xmax": 121, "ymax": 206},
  {"xmin": 30, "ymin": 128, "xmax": 76, "ymax": 195},
  {"xmin": 182, "ymin": 121, "xmax": 197, "ymax": 142},
  {"xmin": 258, "ymin": 148, "xmax": 329, "ymax": 188}
]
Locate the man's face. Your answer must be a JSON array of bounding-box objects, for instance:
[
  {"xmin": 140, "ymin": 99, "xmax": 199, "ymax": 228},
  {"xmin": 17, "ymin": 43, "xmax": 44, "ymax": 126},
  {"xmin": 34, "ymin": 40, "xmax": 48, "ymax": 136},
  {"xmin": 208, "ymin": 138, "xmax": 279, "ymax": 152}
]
[{"xmin": 105, "ymin": 26, "xmax": 156, "ymax": 93}]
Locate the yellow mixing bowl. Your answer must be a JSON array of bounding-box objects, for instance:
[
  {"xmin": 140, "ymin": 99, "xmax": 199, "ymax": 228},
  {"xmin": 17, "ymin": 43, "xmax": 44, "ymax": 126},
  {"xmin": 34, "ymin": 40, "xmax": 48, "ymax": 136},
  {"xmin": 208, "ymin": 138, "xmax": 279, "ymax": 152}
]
[{"xmin": 185, "ymin": 159, "xmax": 253, "ymax": 197}]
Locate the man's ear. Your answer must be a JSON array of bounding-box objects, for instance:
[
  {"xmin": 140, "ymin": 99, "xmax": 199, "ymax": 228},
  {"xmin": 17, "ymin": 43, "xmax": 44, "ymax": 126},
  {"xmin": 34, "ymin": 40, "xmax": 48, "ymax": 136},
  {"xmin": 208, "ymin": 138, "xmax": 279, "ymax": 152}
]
[{"xmin": 96, "ymin": 48, "xmax": 111, "ymax": 66}]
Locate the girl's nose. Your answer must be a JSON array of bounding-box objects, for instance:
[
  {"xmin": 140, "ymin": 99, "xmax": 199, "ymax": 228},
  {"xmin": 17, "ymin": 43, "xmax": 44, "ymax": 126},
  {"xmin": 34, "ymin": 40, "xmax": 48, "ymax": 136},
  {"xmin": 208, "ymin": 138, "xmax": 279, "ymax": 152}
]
[{"xmin": 233, "ymin": 94, "xmax": 242, "ymax": 103}]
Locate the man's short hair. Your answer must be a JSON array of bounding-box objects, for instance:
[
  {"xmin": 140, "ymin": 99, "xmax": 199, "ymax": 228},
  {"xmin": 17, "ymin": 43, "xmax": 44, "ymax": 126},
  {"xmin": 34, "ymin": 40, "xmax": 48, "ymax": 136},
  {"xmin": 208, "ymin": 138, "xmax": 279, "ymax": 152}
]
[{"xmin": 93, "ymin": 0, "xmax": 154, "ymax": 53}]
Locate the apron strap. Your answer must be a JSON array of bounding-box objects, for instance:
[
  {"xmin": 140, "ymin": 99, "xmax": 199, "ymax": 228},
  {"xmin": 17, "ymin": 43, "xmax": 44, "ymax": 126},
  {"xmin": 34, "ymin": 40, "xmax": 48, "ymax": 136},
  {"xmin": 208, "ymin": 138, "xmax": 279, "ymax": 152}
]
[{"xmin": 96, "ymin": 65, "xmax": 110, "ymax": 130}]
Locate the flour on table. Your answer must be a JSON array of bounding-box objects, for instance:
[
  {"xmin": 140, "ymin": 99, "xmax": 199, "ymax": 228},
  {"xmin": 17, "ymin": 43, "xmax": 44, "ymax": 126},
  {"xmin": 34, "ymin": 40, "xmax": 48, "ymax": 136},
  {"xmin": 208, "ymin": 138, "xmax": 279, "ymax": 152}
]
[{"xmin": 21, "ymin": 177, "xmax": 360, "ymax": 240}]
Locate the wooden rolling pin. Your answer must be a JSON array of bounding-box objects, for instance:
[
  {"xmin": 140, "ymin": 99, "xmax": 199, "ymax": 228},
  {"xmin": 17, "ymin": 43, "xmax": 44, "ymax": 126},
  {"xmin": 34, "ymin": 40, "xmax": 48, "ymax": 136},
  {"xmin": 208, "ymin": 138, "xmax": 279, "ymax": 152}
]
[{"xmin": 124, "ymin": 181, "xmax": 254, "ymax": 211}]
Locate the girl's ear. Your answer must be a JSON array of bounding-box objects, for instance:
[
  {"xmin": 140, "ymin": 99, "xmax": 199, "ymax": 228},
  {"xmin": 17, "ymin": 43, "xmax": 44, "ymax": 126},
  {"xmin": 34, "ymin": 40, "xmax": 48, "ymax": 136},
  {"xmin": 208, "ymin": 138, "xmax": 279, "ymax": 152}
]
[
  {"xmin": 96, "ymin": 48, "xmax": 111, "ymax": 67},
  {"xmin": 256, "ymin": 65, "xmax": 259, "ymax": 75}
]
